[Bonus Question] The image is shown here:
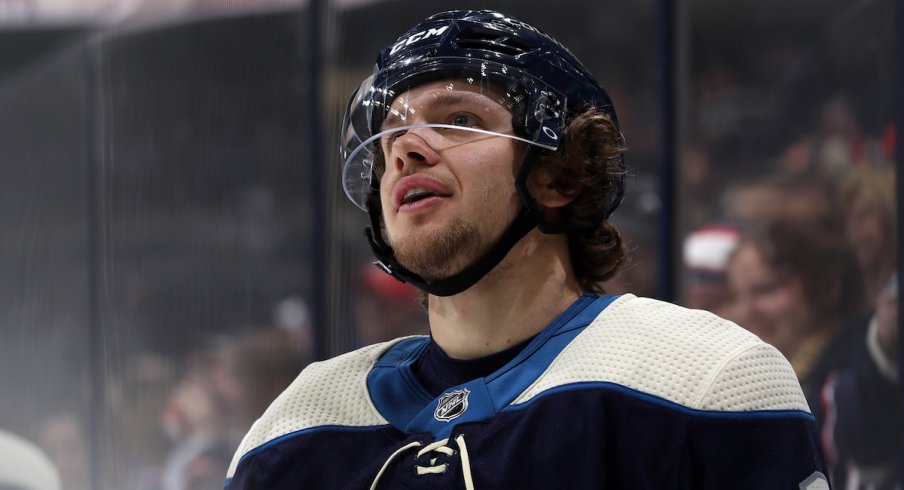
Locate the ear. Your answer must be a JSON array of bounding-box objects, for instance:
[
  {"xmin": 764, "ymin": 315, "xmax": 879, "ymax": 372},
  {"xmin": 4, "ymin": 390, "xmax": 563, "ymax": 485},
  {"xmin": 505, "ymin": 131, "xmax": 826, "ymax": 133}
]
[{"xmin": 526, "ymin": 164, "xmax": 581, "ymax": 209}]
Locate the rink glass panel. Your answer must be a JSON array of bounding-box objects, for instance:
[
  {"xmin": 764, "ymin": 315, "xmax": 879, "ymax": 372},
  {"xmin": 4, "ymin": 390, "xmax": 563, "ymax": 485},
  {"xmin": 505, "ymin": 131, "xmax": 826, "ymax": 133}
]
[{"xmin": 0, "ymin": 0, "xmax": 894, "ymax": 488}]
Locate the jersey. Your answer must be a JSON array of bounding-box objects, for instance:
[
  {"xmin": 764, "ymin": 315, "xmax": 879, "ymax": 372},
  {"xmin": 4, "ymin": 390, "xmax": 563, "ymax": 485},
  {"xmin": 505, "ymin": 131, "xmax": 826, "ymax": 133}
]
[{"xmin": 225, "ymin": 293, "xmax": 830, "ymax": 489}]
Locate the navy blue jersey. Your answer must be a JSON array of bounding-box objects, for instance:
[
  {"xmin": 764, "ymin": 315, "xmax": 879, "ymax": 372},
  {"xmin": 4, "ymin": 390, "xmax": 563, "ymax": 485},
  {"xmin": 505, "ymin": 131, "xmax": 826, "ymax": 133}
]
[{"xmin": 225, "ymin": 294, "xmax": 830, "ymax": 489}]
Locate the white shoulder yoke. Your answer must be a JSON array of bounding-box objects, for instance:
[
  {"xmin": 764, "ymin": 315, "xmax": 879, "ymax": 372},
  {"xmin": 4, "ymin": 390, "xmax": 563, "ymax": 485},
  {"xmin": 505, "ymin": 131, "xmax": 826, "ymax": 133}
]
[
  {"xmin": 226, "ymin": 339, "xmax": 405, "ymax": 478},
  {"xmin": 514, "ymin": 294, "xmax": 810, "ymax": 413}
]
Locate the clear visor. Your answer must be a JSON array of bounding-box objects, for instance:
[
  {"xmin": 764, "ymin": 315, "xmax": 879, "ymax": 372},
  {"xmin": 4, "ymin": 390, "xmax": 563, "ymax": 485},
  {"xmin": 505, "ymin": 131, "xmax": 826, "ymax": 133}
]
[{"xmin": 340, "ymin": 59, "xmax": 567, "ymax": 210}]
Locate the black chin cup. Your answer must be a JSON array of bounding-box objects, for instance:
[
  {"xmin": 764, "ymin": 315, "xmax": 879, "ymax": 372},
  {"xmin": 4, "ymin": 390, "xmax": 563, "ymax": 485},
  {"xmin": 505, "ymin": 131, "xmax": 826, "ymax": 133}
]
[{"xmin": 364, "ymin": 193, "xmax": 543, "ymax": 297}]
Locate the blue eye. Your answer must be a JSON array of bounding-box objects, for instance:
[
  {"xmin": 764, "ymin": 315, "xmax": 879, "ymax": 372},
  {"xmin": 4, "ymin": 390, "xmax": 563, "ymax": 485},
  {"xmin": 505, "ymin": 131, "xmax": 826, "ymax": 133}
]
[{"xmin": 451, "ymin": 114, "xmax": 475, "ymax": 127}]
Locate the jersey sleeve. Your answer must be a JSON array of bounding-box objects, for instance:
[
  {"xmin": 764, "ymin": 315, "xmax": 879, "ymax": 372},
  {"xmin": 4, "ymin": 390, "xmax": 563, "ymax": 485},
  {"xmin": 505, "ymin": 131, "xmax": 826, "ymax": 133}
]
[
  {"xmin": 223, "ymin": 341, "xmax": 397, "ymax": 489},
  {"xmin": 691, "ymin": 342, "xmax": 830, "ymax": 488},
  {"xmin": 698, "ymin": 342, "xmax": 811, "ymax": 412}
]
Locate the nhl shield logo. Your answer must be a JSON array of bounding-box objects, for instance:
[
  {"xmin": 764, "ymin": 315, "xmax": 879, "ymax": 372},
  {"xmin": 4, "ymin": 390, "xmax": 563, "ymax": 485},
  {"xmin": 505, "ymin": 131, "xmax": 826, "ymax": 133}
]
[{"xmin": 434, "ymin": 388, "xmax": 470, "ymax": 422}]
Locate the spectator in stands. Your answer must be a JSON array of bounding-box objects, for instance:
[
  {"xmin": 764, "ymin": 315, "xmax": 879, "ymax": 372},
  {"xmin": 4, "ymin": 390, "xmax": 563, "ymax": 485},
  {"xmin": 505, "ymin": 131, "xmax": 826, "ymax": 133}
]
[
  {"xmin": 36, "ymin": 413, "xmax": 90, "ymax": 490},
  {"xmin": 209, "ymin": 328, "xmax": 307, "ymax": 438},
  {"xmin": 162, "ymin": 328, "xmax": 306, "ymax": 490},
  {"xmin": 681, "ymin": 223, "xmax": 740, "ymax": 319},
  {"xmin": 726, "ymin": 219, "xmax": 866, "ymax": 429},
  {"xmin": 161, "ymin": 349, "xmax": 230, "ymax": 490},
  {"xmin": 355, "ymin": 261, "xmax": 427, "ymax": 345},
  {"xmin": 108, "ymin": 352, "xmax": 178, "ymax": 490},
  {"xmin": 721, "ymin": 173, "xmax": 842, "ymax": 230},
  {"xmin": 820, "ymin": 164, "xmax": 899, "ymax": 489},
  {"xmin": 822, "ymin": 275, "xmax": 900, "ymax": 489},
  {"xmin": 840, "ymin": 165, "xmax": 897, "ymax": 306}
]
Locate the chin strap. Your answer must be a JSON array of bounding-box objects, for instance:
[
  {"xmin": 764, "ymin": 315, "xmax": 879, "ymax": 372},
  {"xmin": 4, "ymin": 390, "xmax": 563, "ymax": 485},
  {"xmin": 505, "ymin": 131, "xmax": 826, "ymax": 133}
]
[
  {"xmin": 363, "ymin": 144, "xmax": 614, "ymax": 297},
  {"xmin": 365, "ymin": 196, "xmax": 542, "ymax": 297}
]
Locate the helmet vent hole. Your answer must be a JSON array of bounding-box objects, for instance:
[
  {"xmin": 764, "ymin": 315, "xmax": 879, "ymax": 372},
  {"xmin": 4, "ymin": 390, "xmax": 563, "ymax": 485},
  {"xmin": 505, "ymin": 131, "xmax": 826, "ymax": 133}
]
[{"xmin": 455, "ymin": 27, "xmax": 534, "ymax": 57}]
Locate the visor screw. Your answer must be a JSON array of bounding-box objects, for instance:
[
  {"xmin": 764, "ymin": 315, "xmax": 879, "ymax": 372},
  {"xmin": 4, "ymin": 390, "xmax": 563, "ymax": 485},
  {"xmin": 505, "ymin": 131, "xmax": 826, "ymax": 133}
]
[{"xmin": 534, "ymin": 91, "xmax": 562, "ymax": 121}]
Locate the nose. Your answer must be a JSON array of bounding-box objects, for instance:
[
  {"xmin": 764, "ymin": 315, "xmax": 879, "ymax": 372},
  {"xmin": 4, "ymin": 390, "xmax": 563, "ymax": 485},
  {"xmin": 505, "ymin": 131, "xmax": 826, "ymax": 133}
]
[{"xmin": 387, "ymin": 128, "xmax": 441, "ymax": 174}]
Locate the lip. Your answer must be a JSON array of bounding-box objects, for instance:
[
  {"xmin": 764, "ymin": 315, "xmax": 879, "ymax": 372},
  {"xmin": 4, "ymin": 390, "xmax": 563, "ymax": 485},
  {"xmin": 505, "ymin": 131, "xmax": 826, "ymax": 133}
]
[{"xmin": 392, "ymin": 174, "xmax": 454, "ymax": 211}]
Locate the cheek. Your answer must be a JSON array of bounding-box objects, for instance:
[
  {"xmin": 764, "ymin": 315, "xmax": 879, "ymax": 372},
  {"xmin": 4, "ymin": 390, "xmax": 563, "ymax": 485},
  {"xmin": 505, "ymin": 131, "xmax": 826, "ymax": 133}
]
[
  {"xmin": 472, "ymin": 140, "xmax": 520, "ymax": 179},
  {"xmin": 757, "ymin": 293, "xmax": 790, "ymax": 318},
  {"xmin": 761, "ymin": 286, "xmax": 809, "ymax": 326},
  {"xmin": 458, "ymin": 149, "xmax": 519, "ymax": 206},
  {"xmin": 378, "ymin": 180, "xmax": 396, "ymax": 222},
  {"xmin": 378, "ymin": 174, "xmax": 392, "ymax": 203},
  {"xmin": 860, "ymin": 217, "xmax": 885, "ymax": 244},
  {"xmin": 848, "ymin": 217, "xmax": 872, "ymax": 240}
]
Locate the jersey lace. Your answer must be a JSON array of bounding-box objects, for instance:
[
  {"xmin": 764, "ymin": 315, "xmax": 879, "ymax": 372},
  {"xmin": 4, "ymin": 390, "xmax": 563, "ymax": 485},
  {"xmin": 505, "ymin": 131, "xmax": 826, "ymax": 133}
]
[{"xmin": 370, "ymin": 435, "xmax": 474, "ymax": 490}]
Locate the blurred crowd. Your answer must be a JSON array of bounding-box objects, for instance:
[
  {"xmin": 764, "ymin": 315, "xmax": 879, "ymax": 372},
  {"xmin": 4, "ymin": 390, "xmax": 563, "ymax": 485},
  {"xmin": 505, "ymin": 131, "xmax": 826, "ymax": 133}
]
[
  {"xmin": 1, "ymin": 265, "xmax": 427, "ymax": 490},
  {"xmin": 30, "ymin": 326, "xmax": 311, "ymax": 490},
  {"xmin": 679, "ymin": 99, "xmax": 898, "ymax": 487}
]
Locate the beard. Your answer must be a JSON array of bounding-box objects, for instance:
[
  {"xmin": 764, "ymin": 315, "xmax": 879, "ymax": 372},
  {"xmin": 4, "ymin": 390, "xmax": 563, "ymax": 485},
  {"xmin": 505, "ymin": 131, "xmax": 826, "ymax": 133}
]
[
  {"xmin": 388, "ymin": 217, "xmax": 486, "ymax": 283},
  {"xmin": 385, "ymin": 181, "xmax": 521, "ymax": 283}
]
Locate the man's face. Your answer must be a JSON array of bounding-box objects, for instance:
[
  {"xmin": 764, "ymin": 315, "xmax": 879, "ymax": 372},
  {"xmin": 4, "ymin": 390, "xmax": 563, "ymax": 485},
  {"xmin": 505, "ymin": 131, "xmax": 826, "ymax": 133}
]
[{"xmin": 377, "ymin": 79, "xmax": 524, "ymax": 282}]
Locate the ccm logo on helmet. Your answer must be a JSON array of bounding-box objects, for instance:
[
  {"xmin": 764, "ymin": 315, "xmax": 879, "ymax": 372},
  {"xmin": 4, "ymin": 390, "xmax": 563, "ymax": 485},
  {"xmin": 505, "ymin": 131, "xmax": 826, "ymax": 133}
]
[{"xmin": 389, "ymin": 25, "xmax": 450, "ymax": 56}]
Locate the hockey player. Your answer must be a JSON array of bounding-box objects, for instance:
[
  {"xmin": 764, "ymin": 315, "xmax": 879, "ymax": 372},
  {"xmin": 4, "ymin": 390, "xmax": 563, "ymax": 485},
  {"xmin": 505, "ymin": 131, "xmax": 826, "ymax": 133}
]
[{"xmin": 225, "ymin": 10, "xmax": 829, "ymax": 489}]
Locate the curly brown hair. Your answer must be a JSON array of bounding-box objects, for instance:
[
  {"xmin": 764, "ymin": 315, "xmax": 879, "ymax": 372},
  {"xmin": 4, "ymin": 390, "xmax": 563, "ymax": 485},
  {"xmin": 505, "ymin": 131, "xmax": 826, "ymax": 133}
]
[{"xmin": 533, "ymin": 108, "xmax": 628, "ymax": 293}]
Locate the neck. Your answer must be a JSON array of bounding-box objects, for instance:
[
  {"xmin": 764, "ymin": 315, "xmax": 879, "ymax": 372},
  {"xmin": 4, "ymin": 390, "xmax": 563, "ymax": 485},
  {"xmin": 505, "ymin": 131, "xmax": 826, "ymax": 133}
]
[{"xmin": 426, "ymin": 229, "xmax": 583, "ymax": 360}]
